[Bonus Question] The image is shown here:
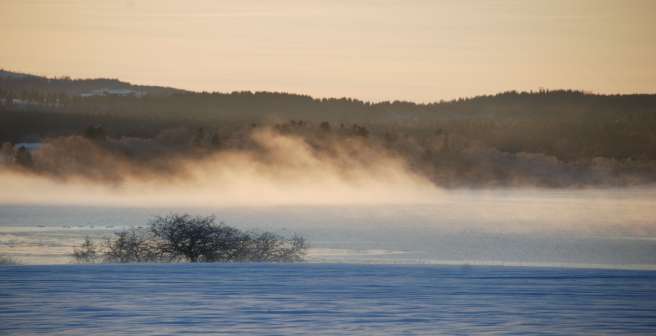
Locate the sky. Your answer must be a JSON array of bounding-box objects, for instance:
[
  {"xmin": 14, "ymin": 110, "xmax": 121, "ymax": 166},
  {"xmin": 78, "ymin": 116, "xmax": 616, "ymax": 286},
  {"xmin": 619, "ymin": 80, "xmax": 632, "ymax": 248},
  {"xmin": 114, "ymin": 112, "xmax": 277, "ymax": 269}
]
[{"xmin": 0, "ymin": 0, "xmax": 654, "ymax": 102}]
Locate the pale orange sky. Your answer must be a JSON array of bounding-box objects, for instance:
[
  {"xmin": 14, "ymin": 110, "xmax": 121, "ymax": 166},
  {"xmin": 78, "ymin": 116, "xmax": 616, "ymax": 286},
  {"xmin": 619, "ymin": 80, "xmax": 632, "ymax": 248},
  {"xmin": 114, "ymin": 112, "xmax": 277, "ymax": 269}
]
[{"xmin": 0, "ymin": 0, "xmax": 654, "ymax": 102}]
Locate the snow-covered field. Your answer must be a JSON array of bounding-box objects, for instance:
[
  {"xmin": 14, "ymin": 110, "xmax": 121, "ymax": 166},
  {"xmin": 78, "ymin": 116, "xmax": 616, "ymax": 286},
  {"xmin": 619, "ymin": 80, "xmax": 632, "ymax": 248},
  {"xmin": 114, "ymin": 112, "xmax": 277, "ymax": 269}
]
[{"xmin": 1, "ymin": 263, "xmax": 655, "ymax": 335}]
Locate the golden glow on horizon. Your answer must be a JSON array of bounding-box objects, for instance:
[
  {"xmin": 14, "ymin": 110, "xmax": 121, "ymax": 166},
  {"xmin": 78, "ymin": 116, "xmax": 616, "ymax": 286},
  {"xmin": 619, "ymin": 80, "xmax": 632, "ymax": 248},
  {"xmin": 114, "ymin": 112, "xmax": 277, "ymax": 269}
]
[{"xmin": 0, "ymin": 0, "xmax": 654, "ymax": 102}]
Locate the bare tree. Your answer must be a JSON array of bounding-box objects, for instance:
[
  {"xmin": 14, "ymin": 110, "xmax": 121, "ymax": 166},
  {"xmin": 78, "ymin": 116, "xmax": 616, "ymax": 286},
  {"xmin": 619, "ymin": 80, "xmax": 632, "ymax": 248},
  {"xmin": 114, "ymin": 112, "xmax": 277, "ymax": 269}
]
[
  {"xmin": 72, "ymin": 214, "xmax": 308, "ymax": 264},
  {"xmin": 242, "ymin": 232, "xmax": 307, "ymax": 262},
  {"xmin": 103, "ymin": 228, "xmax": 161, "ymax": 263},
  {"xmin": 150, "ymin": 214, "xmax": 247, "ymax": 262},
  {"xmin": 72, "ymin": 236, "xmax": 99, "ymax": 263}
]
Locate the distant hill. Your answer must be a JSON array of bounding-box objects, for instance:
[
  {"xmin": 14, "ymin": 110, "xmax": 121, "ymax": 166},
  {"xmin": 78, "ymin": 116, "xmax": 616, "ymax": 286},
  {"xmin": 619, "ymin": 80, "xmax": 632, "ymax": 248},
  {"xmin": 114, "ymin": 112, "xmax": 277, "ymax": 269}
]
[
  {"xmin": 0, "ymin": 69, "xmax": 41, "ymax": 79},
  {"xmin": 0, "ymin": 69, "xmax": 186, "ymax": 97},
  {"xmin": 1, "ymin": 69, "xmax": 656, "ymax": 187},
  {"xmin": 1, "ymin": 69, "xmax": 656, "ymax": 163}
]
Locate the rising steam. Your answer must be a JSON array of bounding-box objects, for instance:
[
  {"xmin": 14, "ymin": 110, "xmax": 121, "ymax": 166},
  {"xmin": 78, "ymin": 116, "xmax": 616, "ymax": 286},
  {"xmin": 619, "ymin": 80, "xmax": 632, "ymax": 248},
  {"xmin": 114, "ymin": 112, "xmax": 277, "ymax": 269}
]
[
  {"xmin": 2, "ymin": 127, "xmax": 656, "ymax": 238},
  {"xmin": 0, "ymin": 128, "xmax": 439, "ymax": 207}
]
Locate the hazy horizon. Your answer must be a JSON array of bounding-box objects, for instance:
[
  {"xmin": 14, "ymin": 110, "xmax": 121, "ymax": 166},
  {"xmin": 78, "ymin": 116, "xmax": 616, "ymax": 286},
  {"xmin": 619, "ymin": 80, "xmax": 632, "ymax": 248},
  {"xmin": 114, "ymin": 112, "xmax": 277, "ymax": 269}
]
[{"xmin": 1, "ymin": 0, "xmax": 655, "ymax": 102}]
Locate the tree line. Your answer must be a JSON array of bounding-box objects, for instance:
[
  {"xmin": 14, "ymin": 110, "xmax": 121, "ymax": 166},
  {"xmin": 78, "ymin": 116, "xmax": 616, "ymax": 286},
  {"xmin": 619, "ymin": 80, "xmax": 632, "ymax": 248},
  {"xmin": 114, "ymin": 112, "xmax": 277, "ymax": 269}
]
[
  {"xmin": 2, "ymin": 74, "xmax": 655, "ymax": 162},
  {"xmin": 2, "ymin": 71, "xmax": 656, "ymax": 186}
]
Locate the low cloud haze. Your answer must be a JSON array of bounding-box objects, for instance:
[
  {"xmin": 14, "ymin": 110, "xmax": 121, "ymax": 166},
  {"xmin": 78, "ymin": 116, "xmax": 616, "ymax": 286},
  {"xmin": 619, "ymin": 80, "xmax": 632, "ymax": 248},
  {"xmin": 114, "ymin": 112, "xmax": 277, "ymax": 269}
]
[
  {"xmin": 1, "ymin": 128, "xmax": 655, "ymax": 239},
  {"xmin": 0, "ymin": 128, "xmax": 438, "ymax": 207}
]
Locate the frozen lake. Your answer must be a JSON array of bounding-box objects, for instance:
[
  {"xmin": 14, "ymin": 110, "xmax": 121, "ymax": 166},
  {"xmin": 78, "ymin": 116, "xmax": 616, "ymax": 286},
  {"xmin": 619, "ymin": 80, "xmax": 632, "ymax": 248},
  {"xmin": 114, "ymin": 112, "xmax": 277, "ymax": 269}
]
[
  {"xmin": 1, "ymin": 263, "xmax": 655, "ymax": 335},
  {"xmin": 2, "ymin": 188, "xmax": 656, "ymax": 268}
]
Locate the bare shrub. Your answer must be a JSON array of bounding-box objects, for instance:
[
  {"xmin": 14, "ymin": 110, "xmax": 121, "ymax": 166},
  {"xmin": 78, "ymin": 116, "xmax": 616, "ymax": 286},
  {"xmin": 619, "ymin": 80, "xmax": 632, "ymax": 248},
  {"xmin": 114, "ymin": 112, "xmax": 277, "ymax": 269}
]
[{"xmin": 72, "ymin": 213, "xmax": 307, "ymax": 263}]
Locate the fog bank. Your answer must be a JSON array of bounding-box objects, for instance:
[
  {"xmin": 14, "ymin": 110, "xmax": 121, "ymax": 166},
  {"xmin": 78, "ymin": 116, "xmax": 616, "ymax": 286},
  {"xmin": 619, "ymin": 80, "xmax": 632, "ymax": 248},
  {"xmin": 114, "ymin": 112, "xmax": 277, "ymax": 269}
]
[{"xmin": 0, "ymin": 129, "xmax": 438, "ymax": 206}]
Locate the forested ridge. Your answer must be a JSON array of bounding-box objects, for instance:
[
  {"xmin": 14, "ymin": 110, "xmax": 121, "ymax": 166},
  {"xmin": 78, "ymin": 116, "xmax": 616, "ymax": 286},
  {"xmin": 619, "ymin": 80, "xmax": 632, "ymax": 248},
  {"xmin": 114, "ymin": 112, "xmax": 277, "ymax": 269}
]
[{"xmin": 2, "ymin": 70, "xmax": 655, "ymax": 187}]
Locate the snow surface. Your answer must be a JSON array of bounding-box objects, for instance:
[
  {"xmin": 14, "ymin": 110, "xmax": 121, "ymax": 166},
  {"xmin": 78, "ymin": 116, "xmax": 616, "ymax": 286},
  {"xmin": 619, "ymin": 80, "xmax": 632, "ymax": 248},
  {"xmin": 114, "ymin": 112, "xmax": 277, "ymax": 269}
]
[{"xmin": 1, "ymin": 263, "xmax": 655, "ymax": 335}]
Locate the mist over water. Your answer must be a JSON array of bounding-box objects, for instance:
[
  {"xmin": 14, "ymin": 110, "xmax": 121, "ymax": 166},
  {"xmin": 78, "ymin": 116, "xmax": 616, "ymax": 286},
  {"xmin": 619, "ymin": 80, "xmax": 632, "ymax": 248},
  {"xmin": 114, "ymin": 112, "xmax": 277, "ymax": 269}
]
[
  {"xmin": 0, "ymin": 129, "xmax": 438, "ymax": 207},
  {"xmin": 1, "ymin": 129, "xmax": 656, "ymax": 268},
  {"xmin": 2, "ymin": 191, "xmax": 656, "ymax": 268}
]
